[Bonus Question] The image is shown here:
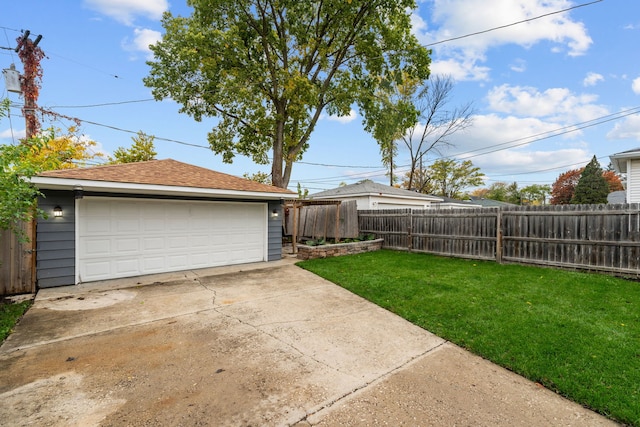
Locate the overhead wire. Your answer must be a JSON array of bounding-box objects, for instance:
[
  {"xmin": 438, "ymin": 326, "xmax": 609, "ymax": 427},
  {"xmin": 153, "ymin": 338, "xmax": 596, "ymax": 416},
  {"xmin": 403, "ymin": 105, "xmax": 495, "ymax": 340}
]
[{"xmin": 425, "ymin": 0, "xmax": 604, "ymax": 47}]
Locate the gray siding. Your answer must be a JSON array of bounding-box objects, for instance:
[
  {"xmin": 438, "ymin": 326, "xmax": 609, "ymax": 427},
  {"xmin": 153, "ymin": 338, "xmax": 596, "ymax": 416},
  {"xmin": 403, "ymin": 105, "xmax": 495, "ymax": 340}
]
[
  {"xmin": 37, "ymin": 191, "xmax": 75, "ymax": 288},
  {"xmin": 267, "ymin": 200, "xmax": 284, "ymax": 261}
]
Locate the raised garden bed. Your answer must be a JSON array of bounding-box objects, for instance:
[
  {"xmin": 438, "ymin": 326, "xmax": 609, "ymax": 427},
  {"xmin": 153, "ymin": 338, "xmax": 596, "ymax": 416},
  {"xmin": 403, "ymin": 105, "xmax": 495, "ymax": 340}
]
[{"xmin": 296, "ymin": 238, "xmax": 384, "ymax": 260}]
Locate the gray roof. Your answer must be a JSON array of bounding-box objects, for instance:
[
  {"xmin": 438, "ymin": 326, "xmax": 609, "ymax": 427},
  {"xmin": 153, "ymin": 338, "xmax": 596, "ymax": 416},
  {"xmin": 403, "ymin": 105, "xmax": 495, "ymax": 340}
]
[
  {"xmin": 607, "ymin": 190, "xmax": 626, "ymax": 204},
  {"xmin": 436, "ymin": 196, "xmax": 481, "ymax": 207},
  {"xmin": 468, "ymin": 197, "xmax": 518, "ymax": 207},
  {"xmin": 311, "ymin": 180, "xmax": 443, "ymax": 202}
]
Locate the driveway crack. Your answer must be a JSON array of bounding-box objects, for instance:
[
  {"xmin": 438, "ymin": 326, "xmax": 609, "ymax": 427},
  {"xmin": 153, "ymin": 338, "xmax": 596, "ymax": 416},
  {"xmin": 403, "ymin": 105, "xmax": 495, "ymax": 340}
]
[{"xmin": 295, "ymin": 340, "xmax": 449, "ymax": 426}]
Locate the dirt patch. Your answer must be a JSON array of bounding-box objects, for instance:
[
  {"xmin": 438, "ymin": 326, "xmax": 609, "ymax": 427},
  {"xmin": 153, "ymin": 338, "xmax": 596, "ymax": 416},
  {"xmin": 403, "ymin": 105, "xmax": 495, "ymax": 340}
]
[{"xmin": 38, "ymin": 290, "xmax": 137, "ymax": 311}]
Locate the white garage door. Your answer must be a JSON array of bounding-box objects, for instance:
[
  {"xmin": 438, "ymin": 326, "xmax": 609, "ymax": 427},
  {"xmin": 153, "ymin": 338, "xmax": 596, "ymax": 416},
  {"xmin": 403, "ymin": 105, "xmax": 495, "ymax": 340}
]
[{"xmin": 78, "ymin": 197, "xmax": 267, "ymax": 283}]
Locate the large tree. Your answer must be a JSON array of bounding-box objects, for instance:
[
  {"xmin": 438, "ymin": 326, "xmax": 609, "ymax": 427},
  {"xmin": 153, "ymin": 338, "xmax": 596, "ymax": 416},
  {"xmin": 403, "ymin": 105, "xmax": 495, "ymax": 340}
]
[
  {"xmin": 144, "ymin": 0, "xmax": 431, "ymax": 188},
  {"xmin": 571, "ymin": 156, "xmax": 609, "ymax": 204}
]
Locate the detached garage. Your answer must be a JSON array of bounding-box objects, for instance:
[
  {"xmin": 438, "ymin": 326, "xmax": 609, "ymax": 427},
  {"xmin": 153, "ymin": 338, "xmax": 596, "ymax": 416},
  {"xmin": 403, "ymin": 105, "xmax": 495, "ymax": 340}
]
[{"xmin": 31, "ymin": 159, "xmax": 295, "ymax": 287}]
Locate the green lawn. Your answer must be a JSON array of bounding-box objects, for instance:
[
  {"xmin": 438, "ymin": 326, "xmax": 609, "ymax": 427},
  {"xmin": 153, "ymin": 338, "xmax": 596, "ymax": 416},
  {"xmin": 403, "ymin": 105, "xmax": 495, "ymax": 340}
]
[
  {"xmin": 298, "ymin": 250, "xmax": 640, "ymax": 426},
  {"xmin": 0, "ymin": 299, "xmax": 31, "ymax": 343}
]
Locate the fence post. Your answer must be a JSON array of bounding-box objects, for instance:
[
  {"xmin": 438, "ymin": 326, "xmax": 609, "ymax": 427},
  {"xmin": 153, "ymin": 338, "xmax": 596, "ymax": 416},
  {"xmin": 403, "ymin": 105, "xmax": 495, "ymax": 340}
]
[
  {"xmin": 407, "ymin": 209, "xmax": 413, "ymax": 252},
  {"xmin": 496, "ymin": 208, "xmax": 503, "ymax": 264}
]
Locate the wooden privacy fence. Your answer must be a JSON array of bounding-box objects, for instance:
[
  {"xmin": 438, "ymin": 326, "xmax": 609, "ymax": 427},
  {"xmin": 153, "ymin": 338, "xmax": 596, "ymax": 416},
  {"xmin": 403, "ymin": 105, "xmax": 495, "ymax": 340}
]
[
  {"xmin": 284, "ymin": 200, "xmax": 359, "ymax": 241},
  {"xmin": 359, "ymin": 204, "xmax": 640, "ymax": 276},
  {"xmin": 0, "ymin": 222, "xmax": 36, "ymax": 296}
]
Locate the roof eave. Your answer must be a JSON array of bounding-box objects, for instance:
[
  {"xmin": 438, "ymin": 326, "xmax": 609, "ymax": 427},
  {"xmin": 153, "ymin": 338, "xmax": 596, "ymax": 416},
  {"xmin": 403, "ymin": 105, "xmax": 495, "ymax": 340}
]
[
  {"xmin": 30, "ymin": 176, "xmax": 295, "ymax": 200},
  {"xmin": 313, "ymin": 192, "xmax": 443, "ymax": 202}
]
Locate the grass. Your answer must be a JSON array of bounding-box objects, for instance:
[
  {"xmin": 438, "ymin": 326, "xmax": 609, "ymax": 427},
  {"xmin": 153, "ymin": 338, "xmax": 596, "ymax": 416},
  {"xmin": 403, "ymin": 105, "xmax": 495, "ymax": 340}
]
[
  {"xmin": 0, "ymin": 298, "xmax": 31, "ymax": 343},
  {"xmin": 298, "ymin": 250, "xmax": 640, "ymax": 426}
]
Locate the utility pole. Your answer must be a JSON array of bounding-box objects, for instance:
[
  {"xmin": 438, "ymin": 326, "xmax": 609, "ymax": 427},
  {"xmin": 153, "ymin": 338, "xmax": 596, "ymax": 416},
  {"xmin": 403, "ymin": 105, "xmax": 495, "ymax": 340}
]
[{"xmin": 14, "ymin": 30, "xmax": 43, "ymax": 142}]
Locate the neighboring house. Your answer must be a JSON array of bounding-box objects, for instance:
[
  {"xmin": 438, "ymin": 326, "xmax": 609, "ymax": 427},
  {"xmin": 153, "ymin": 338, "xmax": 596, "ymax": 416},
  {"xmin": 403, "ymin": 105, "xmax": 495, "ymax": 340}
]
[
  {"xmin": 310, "ymin": 180, "xmax": 443, "ymax": 210},
  {"xmin": 468, "ymin": 197, "xmax": 518, "ymax": 208},
  {"xmin": 433, "ymin": 196, "xmax": 481, "ymax": 209},
  {"xmin": 609, "ymin": 148, "xmax": 640, "ymax": 203},
  {"xmin": 607, "ymin": 190, "xmax": 626, "ymax": 204},
  {"xmin": 31, "ymin": 159, "xmax": 295, "ymax": 288}
]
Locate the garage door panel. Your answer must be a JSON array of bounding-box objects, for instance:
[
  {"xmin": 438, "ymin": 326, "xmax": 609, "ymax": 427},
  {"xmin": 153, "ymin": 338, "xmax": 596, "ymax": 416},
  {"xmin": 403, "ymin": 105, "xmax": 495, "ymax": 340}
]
[
  {"xmin": 81, "ymin": 238, "xmax": 111, "ymax": 256},
  {"xmin": 115, "ymin": 218, "xmax": 139, "ymax": 233},
  {"xmin": 114, "ymin": 259, "xmax": 140, "ymax": 275},
  {"xmin": 143, "ymin": 256, "xmax": 166, "ymax": 272},
  {"xmin": 143, "ymin": 237, "xmax": 165, "ymax": 251},
  {"xmin": 79, "ymin": 198, "xmax": 267, "ymax": 282},
  {"xmin": 116, "ymin": 238, "xmax": 139, "ymax": 253}
]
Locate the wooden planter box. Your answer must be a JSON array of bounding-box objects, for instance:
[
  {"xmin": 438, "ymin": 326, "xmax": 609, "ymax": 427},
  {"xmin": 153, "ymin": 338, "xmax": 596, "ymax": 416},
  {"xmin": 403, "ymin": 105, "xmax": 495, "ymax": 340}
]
[{"xmin": 296, "ymin": 239, "xmax": 384, "ymax": 260}]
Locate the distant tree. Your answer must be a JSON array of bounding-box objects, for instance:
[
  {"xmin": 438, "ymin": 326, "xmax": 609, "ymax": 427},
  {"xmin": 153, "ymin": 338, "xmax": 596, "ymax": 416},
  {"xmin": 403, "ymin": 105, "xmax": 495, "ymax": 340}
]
[
  {"xmin": 520, "ymin": 184, "xmax": 551, "ymax": 205},
  {"xmin": 401, "ymin": 75, "xmax": 474, "ymax": 192},
  {"xmin": 602, "ymin": 169, "xmax": 624, "ymax": 192},
  {"xmin": 243, "ymin": 171, "xmax": 271, "ymax": 185},
  {"xmin": 571, "ymin": 156, "xmax": 609, "ymax": 204},
  {"xmin": 109, "ymin": 131, "xmax": 157, "ymax": 164},
  {"xmin": 401, "ymin": 165, "xmax": 431, "ymax": 193},
  {"xmin": 422, "ymin": 159, "xmax": 484, "ymax": 199},
  {"xmin": 550, "ymin": 169, "xmax": 582, "ymax": 205},
  {"xmin": 551, "ymin": 165, "xmax": 622, "ymax": 205},
  {"xmin": 474, "ymin": 181, "xmax": 520, "ymax": 204}
]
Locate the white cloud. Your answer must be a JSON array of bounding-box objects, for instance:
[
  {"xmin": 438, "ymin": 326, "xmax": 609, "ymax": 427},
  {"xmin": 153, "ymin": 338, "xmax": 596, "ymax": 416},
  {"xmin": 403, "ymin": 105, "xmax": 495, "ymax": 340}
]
[
  {"xmin": 416, "ymin": 0, "xmax": 593, "ymax": 81},
  {"xmin": 486, "ymin": 84, "xmax": 609, "ymax": 123},
  {"xmin": 122, "ymin": 28, "xmax": 162, "ymax": 59},
  {"xmin": 583, "ymin": 72, "xmax": 604, "ymax": 87},
  {"xmin": 430, "ymin": 54, "xmax": 490, "ymax": 81},
  {"xmin": 632, "ymin": 77, "xmax": 640, "ymax": 95},
  {"xmin": 323, "ymin": 109, "xmax": 358, "ymax": 124},
  {"xmin": 607, "ymin": 114, "xmax": 640, "ymax": 140},
  {"xmin": 0, "ymin": 128, "xmax": 25, "ymax": 140},
  {"xmin": 84, "ymin": 0, "xmax": 168, "ymax": 26},
  {"xmin": 419, "ymin": 113, "xmax": 591, "ymax": 178},
  {"xmin": 510, "ymin": 59, "xmax": 527, "ymax": 73}
]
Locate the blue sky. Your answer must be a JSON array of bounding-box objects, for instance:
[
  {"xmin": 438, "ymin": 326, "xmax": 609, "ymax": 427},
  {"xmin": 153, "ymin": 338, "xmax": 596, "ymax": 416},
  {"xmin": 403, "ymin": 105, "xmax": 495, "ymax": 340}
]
[{"xmin": 1, "ymin": 0, "xmax": 639, "ymax": 193}]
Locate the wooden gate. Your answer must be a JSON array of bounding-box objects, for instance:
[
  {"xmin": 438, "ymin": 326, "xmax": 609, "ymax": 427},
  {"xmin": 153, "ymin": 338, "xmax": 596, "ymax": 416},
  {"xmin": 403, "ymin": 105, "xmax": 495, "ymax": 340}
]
[{"xmin": 0, "ymin": 221, "xmax": 36, "ymax": 296}]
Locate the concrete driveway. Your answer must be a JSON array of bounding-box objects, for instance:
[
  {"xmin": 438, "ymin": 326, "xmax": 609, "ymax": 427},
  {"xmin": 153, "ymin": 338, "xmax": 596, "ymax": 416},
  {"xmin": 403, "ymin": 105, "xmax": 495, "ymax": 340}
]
[{"xmin": 0, "ymin": 259, "xmax": 616, "ymax": 426}]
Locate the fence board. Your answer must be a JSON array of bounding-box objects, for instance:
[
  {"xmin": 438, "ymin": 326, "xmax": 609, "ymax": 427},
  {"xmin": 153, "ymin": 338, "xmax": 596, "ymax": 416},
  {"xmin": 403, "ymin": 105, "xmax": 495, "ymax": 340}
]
[
  {"xmin": 358, "ymin": 204, "xmax": 640, "ymax": 277},
  {"xmin": 0, "ymin": 222, "xmax": 36, "ymax": 296}
]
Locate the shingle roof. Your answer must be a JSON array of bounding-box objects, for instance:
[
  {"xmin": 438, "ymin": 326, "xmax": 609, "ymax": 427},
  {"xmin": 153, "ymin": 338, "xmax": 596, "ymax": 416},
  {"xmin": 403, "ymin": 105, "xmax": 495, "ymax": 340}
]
[
  {"xmin": 37, "ymin": 159, "xmax": 294, "ymax": 195},
  {"xmin": 311, "ymin": 180, "xmax": 443, "ymax": 201},
  {"xmin": 468, "ymin": 197, "xmax": 517, "ymax": 207}
]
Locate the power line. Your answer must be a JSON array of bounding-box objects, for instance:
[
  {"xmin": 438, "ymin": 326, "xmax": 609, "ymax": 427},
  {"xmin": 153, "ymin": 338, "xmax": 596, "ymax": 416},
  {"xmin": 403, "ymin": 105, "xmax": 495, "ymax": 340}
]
[
  {"xmin": 49, "ymin": 99, "xmax": 155, "ymax": 109},
  {"xmin": 425, "ymin": 0, "xmax": 604, "ymax": 47}
]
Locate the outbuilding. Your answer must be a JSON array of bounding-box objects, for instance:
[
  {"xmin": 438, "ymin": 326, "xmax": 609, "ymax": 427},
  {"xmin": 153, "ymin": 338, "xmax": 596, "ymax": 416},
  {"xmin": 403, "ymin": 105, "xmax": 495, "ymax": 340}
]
[{"xmin": 31, "ymin": 159, "xmax": 295, "ymax": 287}]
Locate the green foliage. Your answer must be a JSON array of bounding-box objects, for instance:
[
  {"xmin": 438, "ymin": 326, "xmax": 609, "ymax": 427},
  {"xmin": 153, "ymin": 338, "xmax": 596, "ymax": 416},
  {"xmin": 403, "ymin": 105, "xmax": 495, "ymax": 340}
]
[
  {"xmin": 0, "ymin": 137, "xmax": 51, "ymax": 241},
  {"xmin": 571, "ymin": 156, "xmax": 609, "ymax": 204},
  {"xmin": 0, "ymin": 299, "xmax": 31, "ymax": 343},
  {"xmin": 300, "ymin": 250, "xmax": 640, "ymax": 426},
  {"xmin": 519, "ymin": 183, "xmax": 551, "ymax": 205},
  {"xmin": 242, "ymin": 171, "xmax": 272, "ymax": 185},
  {"xmin": 0, "ymin": 98, "xmax": 9, "ymax": 119},
  {"xmin": 109, "ymin": 131, "xmax": 157, "ymax": 164},
  {"xmin": 144, "ymin": 0, "xmax": 430, "ymax": 188},
  {"xmin": 418, "ymin": 159, "xmax": 485, "ymax": 198},
  {"xmin": 297, "ymin": 182, "xmax": 309, "ymax": 199}
]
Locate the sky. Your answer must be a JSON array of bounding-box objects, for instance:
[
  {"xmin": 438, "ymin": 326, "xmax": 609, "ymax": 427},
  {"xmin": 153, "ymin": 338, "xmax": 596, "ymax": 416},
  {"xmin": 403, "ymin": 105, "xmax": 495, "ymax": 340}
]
[{"xmin": 1, "ymin": 0, "xmax": 639, "ymax": 194}]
